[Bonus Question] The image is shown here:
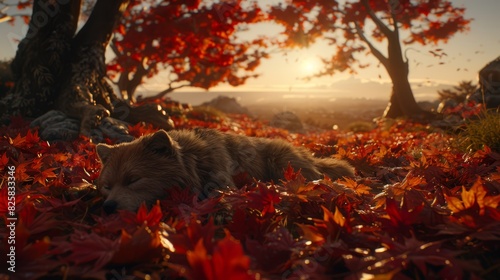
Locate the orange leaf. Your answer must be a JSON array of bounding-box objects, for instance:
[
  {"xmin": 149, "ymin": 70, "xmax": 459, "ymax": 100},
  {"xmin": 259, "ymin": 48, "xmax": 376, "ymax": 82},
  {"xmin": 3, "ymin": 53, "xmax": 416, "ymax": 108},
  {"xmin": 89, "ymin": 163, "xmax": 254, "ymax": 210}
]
[
  {"xmin": 445, "ymin": 195, "xmax": 465, "ymax": 214},
  {"xmin": 341, "ymin": 177, "xmax": 372, "ymax": 196},
  {"xmin": 296, "ymin": 223, "xmax": 325, "ymax": 244},
  {"xmin": 33, "ymin": 168, "xmax": 58, "ymax": 187},
  {"xmin": 322, "ymin": 205, "xmax": 346, "ymax": 227},
  {"xmin": 10, "ymin": 133, "xmax": 26, "ymax": 148},
  {"xmin": 461, "ymin": 185, "xmax": 476, "ymax": 210}
]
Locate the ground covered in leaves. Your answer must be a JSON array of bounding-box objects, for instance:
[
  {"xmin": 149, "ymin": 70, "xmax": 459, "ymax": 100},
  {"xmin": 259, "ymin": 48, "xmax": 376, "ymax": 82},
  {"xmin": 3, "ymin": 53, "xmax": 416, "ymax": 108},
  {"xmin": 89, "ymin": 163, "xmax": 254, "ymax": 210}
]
[{"xmin": 1, "ymin": 107, "xmax": 499, "ymax": 279}]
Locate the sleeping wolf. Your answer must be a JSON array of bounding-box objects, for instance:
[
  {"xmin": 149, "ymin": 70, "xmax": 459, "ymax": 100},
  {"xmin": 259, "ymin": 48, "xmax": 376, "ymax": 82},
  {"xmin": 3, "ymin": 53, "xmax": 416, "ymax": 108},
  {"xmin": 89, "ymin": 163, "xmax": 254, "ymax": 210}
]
[{"xmin": 96, "ymin": 128, "xmax": 354, "ymax": 213}]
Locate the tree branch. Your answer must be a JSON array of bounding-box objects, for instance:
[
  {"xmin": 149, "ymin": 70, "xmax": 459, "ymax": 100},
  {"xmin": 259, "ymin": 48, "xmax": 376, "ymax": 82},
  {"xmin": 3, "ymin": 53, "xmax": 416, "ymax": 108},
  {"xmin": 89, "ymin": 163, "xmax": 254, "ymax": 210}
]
[
  {"xmin": 388, "ymin": 2, "xmax": 404, "ymax": 62},
  {"xmin": 361, "ymin": 0, "xmax": 393, "ymax": 37},
  {"xmin": 139, "ymin": 82, "xmax": 191, "ymax": 103},
  {"xmin": 388, "ymin": 2, "xmax": 400, "ymax": 40},
  {"xmin": 74, "ymin": 0, "xmax": 129, "ymax": 46},
  {"xmin": 354, "ymin": 22, "xmax": 389, "ymax": 69}
]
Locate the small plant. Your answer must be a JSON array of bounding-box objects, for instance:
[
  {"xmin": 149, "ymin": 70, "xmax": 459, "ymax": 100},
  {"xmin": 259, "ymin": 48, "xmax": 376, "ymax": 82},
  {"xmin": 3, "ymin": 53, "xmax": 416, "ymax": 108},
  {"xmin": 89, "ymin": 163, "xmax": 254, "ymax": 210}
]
[
  {"xmin": 458, "ymin": 109, "xmax": 500, "ymax": 152},
  {"xmin": 347, "ymin": 121, "xmax": 375, "ymax": 132}
]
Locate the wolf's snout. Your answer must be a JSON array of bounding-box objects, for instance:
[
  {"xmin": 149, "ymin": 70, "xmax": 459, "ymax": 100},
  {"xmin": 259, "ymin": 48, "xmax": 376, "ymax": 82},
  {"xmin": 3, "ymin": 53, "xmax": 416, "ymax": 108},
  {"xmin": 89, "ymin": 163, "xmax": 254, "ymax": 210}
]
[{"xmin": 103, "ymin": 200, "xmax": 118, "ymax": 214}]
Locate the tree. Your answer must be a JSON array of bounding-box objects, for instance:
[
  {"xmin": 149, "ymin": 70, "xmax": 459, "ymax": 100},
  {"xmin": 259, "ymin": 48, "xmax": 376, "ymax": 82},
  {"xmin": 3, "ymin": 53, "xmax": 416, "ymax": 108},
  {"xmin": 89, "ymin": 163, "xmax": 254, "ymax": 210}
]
[
  {"xmin": 0, "ymin": 0, "xmax": 178, "ymax": 137},
  {"xmin": 109, "ymin": 0, "xmax": 268, "ymax": 103},
  {"xmin": 269, "ymin": 0, "xmax": 470, "ymax": 119}
]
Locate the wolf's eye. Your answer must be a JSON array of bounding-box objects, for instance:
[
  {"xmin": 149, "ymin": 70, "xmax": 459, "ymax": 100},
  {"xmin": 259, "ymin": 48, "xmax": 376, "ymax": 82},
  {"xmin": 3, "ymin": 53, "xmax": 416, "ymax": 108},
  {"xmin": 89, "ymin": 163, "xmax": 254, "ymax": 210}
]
[
  {"xmin": 124, "ymin": 176, "xmax": 140, "ymax": 186},
  {"xmin": 103, "ymin": 185, "xmax": 111, "ymax": 190}
]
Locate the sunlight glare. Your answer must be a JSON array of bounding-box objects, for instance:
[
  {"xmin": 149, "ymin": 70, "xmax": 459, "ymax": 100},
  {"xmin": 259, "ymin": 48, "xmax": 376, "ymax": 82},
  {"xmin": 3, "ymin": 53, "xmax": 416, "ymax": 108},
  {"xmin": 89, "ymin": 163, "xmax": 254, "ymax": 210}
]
[{"xmin": 301, "ymin": 57, "xmax": 321, "ymax": 75}]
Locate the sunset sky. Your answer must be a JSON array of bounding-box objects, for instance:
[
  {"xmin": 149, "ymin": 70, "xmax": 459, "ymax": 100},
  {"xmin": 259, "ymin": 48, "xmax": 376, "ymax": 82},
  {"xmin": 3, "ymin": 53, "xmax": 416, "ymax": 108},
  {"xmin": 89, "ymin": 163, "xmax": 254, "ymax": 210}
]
[{"xmin": 1, "ymin": 0, "xmax": 499, "ymax": 104}]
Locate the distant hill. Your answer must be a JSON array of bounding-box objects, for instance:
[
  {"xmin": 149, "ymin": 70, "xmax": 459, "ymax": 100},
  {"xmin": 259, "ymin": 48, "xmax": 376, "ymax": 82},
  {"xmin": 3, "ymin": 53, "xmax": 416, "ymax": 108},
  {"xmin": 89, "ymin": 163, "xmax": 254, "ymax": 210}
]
[{"xmin": 138, "ymin": 76, "xmax": 453, "ymax": 106}]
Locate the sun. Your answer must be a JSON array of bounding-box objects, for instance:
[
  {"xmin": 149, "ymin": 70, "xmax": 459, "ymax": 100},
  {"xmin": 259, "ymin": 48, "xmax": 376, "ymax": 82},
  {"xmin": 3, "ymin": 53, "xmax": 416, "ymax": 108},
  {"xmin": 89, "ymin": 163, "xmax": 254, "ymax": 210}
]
[{"xmin": 301, "ymin": 57, "xmax": 321, "ymax": 75}]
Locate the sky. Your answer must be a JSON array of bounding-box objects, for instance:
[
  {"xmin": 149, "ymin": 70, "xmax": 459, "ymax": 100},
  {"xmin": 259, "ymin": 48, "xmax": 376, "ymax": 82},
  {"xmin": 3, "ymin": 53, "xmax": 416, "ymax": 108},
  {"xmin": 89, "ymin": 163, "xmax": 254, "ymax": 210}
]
[{"xmin": 1, "ymin": 0, "xmax": 499, "ymax": 105}]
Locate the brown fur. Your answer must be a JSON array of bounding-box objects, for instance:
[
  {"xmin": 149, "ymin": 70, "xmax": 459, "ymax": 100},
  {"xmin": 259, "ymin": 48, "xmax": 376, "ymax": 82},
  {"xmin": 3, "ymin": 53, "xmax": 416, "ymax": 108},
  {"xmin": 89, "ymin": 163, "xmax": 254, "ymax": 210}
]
[{"xmin": 96, "ymin": 128, "xmax": 354, "ymax": 212}]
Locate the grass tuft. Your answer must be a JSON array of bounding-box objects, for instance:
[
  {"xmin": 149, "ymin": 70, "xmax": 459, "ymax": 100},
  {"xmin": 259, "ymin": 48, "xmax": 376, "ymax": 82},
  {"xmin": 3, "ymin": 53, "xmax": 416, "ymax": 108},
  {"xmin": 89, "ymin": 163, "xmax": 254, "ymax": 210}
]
[{"xmin": 458, "ymin": 109, "xmax": 500, "ymax": 152}]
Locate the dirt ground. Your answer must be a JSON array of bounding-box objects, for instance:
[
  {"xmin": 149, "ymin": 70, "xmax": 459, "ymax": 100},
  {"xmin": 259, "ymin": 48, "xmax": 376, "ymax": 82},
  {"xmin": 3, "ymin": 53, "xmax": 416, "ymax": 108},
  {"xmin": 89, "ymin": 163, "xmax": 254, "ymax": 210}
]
[{"xmin": 246, "ymin": 98, "xmax": 389, "ymax": 131}]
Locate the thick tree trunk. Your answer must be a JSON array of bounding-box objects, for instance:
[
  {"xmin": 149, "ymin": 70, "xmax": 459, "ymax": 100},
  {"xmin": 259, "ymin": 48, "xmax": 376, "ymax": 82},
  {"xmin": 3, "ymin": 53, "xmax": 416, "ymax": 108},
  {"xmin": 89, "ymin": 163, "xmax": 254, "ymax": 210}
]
[
  {"xmin": 4, "ymin": 0, "xmax": 81, "ymax": 118},
  {"xmin": 56, "ymin": 0, "xmax": 129, "ymax": 135},
  {"xmin": 0, "ymin": 0, "xmax": 173, "ymax": 139}
]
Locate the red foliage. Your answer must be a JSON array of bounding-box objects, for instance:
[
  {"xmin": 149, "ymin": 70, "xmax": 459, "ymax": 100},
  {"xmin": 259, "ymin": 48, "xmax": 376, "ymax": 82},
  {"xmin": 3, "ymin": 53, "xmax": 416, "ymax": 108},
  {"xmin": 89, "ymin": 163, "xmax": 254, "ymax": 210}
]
[
  {"xmin": 1, "ymin": 112, "xmax": 499, "ymax": 279},
  {"xmin": 108, "ymin": 0, "xmax": 268, "ymax": 100}
]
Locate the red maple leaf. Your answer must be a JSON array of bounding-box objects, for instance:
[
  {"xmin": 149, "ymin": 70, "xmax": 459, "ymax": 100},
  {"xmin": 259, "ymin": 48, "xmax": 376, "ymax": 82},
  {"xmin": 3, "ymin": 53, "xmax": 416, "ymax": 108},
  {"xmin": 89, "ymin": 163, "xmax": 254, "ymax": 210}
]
[
  {"xmin": 385, "ymin": 196, "xmax": 424, "ymax": 228},
  {"xmin": 17, "ymin": 203, "xmax": 59, "ymax": 237},
  {"xmin": 57, "ymin": 230, "xmax": 119, "ymax": 269},
  {"xmin": 283, "ymin": 163, "xmax": 303, "ymax": 181},
  {"xmin": 186, "ymin": 231, "xmax": 253, "ymax": 280},
  {"xmin": 110, "ymin": 224, "xmax": 164, "ymax": 264},
  {"xmin": 245, "ymin": 227, "xmax": 300, "ymax": 273},
  {"xmin": 168, "ymin": 218, "xmax": 218, "ymax": 257},
  {"xmin": 25, "ymin": 129, "xmax": 40, "ymax": 147},
  {"xmin": 121, "ymin": 202, "xmax": 163, "ymax": 229},
  {"xmin": 247, "ymin": 184, "xmax": 281, "ymax": 216},
  {"xmin": 226, "ymin": 207, "xmax": 279, "ymax": 244},
  {"xmin": 0, "ymin": 152, "xmax": 8, "ymax": 170}
]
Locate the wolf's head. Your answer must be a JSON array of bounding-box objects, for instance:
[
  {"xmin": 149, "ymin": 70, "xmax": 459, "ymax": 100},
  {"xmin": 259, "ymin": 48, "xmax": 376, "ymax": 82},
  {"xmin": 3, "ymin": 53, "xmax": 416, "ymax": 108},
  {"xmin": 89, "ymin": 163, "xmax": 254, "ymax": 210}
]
[{"xmin": 96, "ymin": 130, "xmax": 185, "ymax": 213}]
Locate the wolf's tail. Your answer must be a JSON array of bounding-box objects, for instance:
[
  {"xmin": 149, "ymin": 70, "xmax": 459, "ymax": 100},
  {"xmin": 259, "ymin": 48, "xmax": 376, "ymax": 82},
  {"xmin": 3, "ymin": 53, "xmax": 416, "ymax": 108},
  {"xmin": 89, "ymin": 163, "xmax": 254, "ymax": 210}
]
[{"xmin": 313, "ymin": 157, "xmax": 355, "ymax": 180}]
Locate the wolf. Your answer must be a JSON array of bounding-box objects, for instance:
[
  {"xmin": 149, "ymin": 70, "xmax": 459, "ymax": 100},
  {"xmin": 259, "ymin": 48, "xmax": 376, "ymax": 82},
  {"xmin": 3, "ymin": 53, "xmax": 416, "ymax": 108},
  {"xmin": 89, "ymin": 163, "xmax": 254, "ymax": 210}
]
[{"xmin": 96, "ymin": 128, "xmax": 354, "ymax": 213}]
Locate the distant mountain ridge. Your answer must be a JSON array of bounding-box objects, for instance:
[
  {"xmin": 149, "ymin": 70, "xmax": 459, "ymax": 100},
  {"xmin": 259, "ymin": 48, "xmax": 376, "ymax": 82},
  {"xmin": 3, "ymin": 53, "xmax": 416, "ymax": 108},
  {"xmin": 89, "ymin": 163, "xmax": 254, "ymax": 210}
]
[{"xmin": 138, "ymin": 76, "xmax": 455, "ymax": 106}]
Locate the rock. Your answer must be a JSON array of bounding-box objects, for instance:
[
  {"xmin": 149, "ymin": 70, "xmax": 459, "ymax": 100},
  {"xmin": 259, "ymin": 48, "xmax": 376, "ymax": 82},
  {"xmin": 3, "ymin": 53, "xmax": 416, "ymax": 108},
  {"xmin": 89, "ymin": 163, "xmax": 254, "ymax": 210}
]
[
  {"xmin": 472, "ymin": 56, "xmax": 500, "ymax": 109},
  {"xmin": 270, "ymin": 111, "xmax": 304, "ymax": 132},
  {"xmin": 31, "ymin": 110, "xmax": 133, "ymax": 143},
  {"xmin": 200, "ymin": 95, "xmax": 251, "ymax": 115}
]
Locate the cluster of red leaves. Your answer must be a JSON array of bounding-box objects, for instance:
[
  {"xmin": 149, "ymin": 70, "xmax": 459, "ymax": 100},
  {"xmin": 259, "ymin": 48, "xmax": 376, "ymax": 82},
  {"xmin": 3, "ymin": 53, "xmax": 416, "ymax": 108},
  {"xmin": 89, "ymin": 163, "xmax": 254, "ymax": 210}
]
[
  {"xmin": 1, "ymin": 114, "xmax": 499, "ymax": 279},
  {"xmin": 108, "ymin": 0, "xmax": 268, "ymax": 99},
  {"xmin": 269, "ymin": 0, "xmax": 470, "ymax": 77}
]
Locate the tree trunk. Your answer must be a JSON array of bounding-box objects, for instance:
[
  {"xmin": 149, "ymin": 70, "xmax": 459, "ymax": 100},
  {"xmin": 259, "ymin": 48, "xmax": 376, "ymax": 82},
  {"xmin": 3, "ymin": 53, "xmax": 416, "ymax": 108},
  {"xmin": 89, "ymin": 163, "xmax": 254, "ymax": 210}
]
[
  {"xmin": 382, "ymin": 31, "xmax": 428, "ymax": 119},
  {"xmin": 0, "ymin": 0, "xmax": 173, "ymax": 138},
  {"xmin": 383, "ymin": 58, "xmax": 424, "ymax": 118}
]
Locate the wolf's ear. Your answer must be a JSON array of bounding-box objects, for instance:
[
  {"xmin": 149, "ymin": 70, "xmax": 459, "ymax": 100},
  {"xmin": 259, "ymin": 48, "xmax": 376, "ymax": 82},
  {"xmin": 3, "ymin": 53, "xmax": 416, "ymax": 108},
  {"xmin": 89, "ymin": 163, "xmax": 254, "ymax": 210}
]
[
  {"xmin": 146, "ymin": 130, "xmax": 177, "ymax": 155},
  {"xmin": 96, "ymin": 144, "xmax": 113, "ymax": 164}
]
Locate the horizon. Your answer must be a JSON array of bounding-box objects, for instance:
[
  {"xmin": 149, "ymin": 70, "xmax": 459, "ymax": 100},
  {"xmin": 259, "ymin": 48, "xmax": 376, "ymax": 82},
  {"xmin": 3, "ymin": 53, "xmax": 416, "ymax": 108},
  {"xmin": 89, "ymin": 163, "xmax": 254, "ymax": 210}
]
[{"xmin": 154, "ymin": 76, "xmax": 453, "ymax": 106}]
